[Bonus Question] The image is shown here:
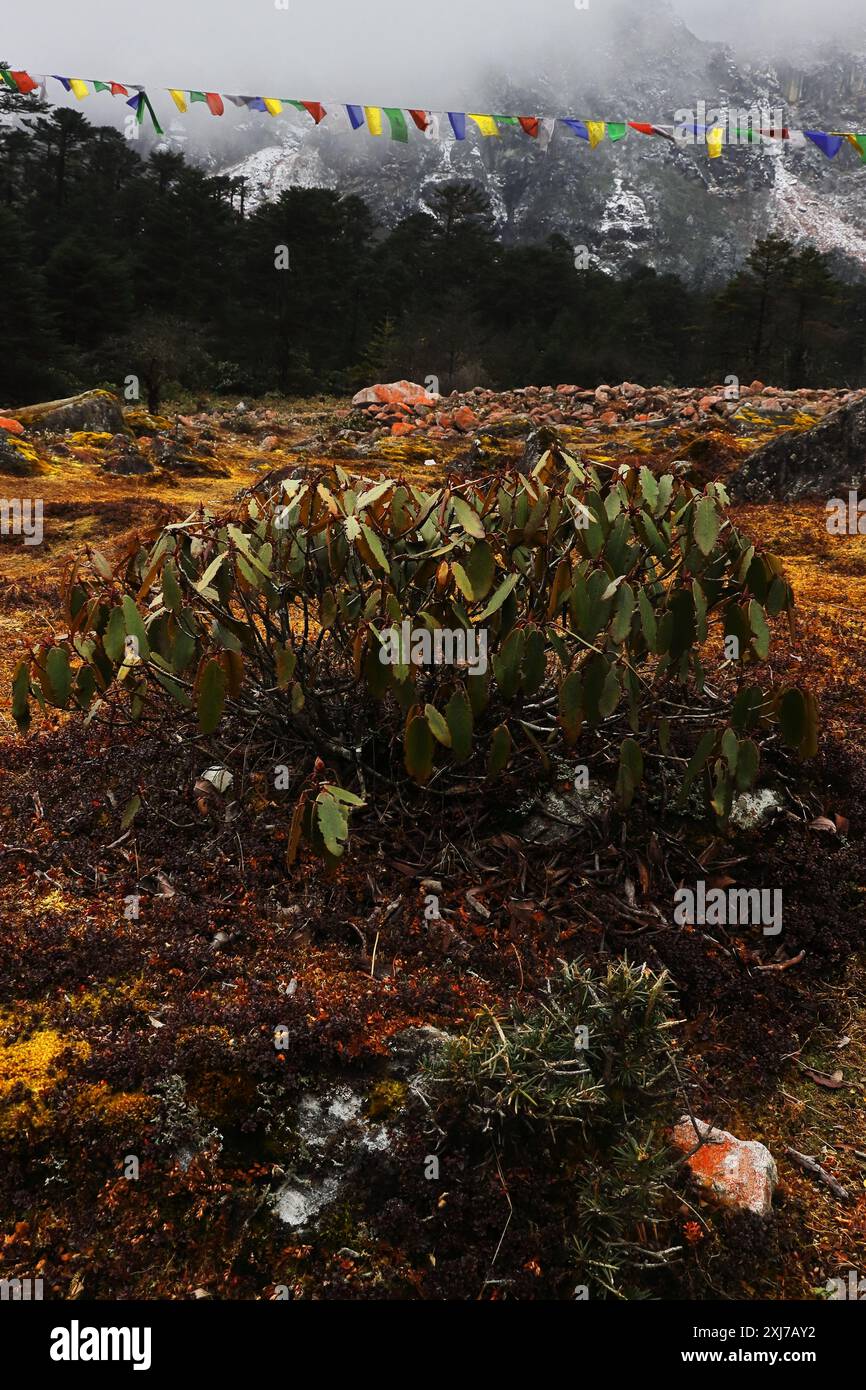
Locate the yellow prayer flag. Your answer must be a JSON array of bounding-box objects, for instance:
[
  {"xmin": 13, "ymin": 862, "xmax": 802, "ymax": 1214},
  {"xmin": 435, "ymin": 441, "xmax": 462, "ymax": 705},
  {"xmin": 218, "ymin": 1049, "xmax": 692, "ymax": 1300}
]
[
  {"xmin": 364, "ymin": 106, "xmax": 383, "ymax": 136},
  {"xmin": 69, "ymin": 79, "xmax": 89, "ymax": 100},
  {"xmin": 586, "ymin": 121, "xmax": 606, "ymax": 149},
  {"xmin": 169, "ymin": 89, "xmax": 188, "ymax": 113},
  {"xmin": 707, "ymin": 126, "xmax": 724, "ymax": 158},
  {"xmin": 469, "ymin": 114, "xmax": 499, "ymax": 137},
  {"xmin": 264, "ymin": 98, "xmax": 282, "ymax": 116}
]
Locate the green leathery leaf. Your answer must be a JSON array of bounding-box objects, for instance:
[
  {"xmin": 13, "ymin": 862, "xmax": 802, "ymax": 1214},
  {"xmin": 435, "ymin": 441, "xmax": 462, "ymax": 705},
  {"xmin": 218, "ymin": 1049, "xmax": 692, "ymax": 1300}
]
[
  {"xmin": 446, "ymin": 688, "xmax": 473, "ymax": 762},
  {"xmin": 425, "ymin": 703, "xmax": 452, "ymax": 748},
  {"xmin": 694, "ymin": 493, "xmax": 720, "ymax": 557},
  {"xmin": 315, "ymin": 790, "xmax": 350, "ymax": 858},
  {"xmin": 197, "ymin": 659, "xmax": 225, "ymax": 734},
  {"xmin": 122, "ymin": 596, "xmax": 150, "ymax": 660},
  {"xmin": 487, "ymin": 723, "xmax": 512, "ymax": 778},
  {"xmin": 452, "ymin": 496, "xmax": 485, "ymax": 540},
  {"xmin": 405, "ymin": 713, "xmax": 434, "ymax": 784},
  {"xmin": 11, "ymin": 660, "xmax": 31, "ymax": 730}
]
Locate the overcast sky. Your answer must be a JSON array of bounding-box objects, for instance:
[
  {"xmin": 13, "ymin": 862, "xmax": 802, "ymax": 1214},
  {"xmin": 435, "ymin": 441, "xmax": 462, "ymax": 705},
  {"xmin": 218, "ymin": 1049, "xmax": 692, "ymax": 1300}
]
[{"xmin": 3, "ymin": 0, "xmax": 866, "ymax": 109}]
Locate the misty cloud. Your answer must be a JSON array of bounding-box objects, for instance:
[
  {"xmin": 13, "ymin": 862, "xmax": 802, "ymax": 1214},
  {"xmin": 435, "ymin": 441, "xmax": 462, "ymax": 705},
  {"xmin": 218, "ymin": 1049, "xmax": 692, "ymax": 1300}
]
[{"xmin": 6, "ymin": 0, "xmax": 866, "ymax": 108}]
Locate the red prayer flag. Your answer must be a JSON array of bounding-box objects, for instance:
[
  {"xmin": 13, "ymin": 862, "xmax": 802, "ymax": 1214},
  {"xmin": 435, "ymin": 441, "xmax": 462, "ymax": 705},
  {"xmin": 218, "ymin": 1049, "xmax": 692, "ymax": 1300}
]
[
  {"xmin": 519, "ymin": 116, "xmax": 540, "ymax": 138},
  {"xmin": 628, "ymin": 122, "xmax": 656, "ymax": 136},
  {"xmin": 301, "ymin": 101, "xmax": 326, "ymax": 124},
  {"xmin": 206, "ymin": 92, "xmax": 224, "ymax": 116},
  {"xmin": 409, "ymin": 109, "xmax": 430, "ymax": 132},
  {"xmin": 110, "ymin": 82, "xmax": 129, "ymax": 96},
  {"xmin": 10, "ymin": 71, "xmax": 38, "ymax": 95}
]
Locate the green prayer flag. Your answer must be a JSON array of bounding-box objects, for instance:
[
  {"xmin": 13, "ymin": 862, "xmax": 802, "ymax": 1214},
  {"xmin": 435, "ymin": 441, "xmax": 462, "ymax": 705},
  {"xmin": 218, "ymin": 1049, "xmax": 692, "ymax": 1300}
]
[
  {"xmin": 93, "ymin": 81, "xmax": 110, "ymax": 93},
  {"xmin": 189, "ymin": 91, "xmax": 207, "ymax": 104},
  {"xmin": 0, "ymin": 67, "xmax": 18, "ymax": 91},
  {"xmin": 494, "ymin": 115, "xmax": 519, "ymax": 126},
  {"xmin": 607, "ymin": 122, "xmax": 628, "ymax": 142},
  {"xmin": 141, "ymin": 92, "xmax": 164, "ymax": 135},
  {"xmin": 384, "ymin": 107, "xmax": 408, "ymax": 142},
  {"xmin": 854, "ymin": 134, "xmax": 866, "ymax": 160}
]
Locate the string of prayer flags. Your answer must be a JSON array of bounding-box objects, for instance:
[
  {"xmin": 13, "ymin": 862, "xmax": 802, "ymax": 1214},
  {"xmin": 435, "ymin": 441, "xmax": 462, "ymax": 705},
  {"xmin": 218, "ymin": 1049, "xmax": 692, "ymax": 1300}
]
[
  {"xmin": 805, "ymin": 131, "xmax": 843, "ymax": 159},
  {"xmin": 9, "ymin": 65, "xmax": 866, "ymax": 169}
]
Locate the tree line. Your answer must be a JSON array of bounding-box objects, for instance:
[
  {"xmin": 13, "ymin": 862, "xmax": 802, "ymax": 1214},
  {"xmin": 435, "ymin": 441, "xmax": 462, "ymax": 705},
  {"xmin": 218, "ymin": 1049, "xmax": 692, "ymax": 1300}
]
[{"xmin": 3, "ymin": 94, "xmax": 866, "ymax": 409}]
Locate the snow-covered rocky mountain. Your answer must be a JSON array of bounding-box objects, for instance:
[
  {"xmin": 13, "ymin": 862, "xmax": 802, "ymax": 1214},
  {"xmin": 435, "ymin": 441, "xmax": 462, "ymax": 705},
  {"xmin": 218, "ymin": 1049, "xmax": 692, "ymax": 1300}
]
[{"xmin": 180, "ymin": 0, "xmax": 866, "ymax": 284}]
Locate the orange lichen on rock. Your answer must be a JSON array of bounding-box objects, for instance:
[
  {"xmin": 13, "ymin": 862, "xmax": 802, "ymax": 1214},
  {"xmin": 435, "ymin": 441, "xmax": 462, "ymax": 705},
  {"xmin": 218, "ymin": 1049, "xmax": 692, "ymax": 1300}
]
[{"xmin": 672, "ymin": 1116, "xmax": 778, "ymax": 1216}]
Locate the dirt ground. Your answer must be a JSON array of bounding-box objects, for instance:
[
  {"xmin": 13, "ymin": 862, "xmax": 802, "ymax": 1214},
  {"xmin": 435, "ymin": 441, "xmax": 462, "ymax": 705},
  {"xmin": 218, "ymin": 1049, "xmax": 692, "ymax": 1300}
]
[{"xmin": 0, "ymin": 397, "xmax": 864, "ymax": 1301}]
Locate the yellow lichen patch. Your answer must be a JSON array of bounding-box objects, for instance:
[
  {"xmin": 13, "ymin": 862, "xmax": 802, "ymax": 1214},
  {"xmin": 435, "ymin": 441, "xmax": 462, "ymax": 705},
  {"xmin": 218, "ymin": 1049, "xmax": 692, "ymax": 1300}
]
[
  {"xmin": 0, "ymin": 1023, "xmax": 90, "ymax": 1139},
  {"xmin": 125, "ymin": 409, "xmax": 171, "ymax": 434},
  {"xmin": 0, "ymin": 435, "xmax": 46, "ymax": 476},
  {"xmin": 68, "ymin": 431, "xmax": 114, "ymax": 450},
  {"xmin": 75, "ymin": 1083, "xmax": 157, "ymax": 1131},
  {"xmin": 67, "ymin": 976, "xmax": 157, "ymax": 1021},
  {"xmin": 365, "ymin": 1079, "xmax": 408, "ymax": 1120}
]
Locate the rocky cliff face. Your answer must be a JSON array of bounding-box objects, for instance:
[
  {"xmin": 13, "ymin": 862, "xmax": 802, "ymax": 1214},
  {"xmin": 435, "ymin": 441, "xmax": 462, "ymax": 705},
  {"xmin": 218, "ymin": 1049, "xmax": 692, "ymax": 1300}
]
[{"xmin": 189, "ymin": 1, "xmax": 866, "ymax": 284}]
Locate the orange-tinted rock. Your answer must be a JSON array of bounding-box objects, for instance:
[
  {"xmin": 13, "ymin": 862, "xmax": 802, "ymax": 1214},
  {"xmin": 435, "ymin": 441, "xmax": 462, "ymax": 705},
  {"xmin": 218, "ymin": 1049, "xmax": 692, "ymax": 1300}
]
[
  {"xmin": 352, "ymin": 381, "xmax": 438, "ymax": 408},
  {"xmin": 391, "ymin": 422, "xmax": 415, "ymax": 436},
  {"xmin": 0, "ymin": 417, "xmax": 24, "ymax": 435},
  {"xmin": 672, "ymin": 1117, "xmax": 777, "ymax": 1216},
  {"xmin": 452, "ymin": 406, "xmax": 478, "ymax": 432}
]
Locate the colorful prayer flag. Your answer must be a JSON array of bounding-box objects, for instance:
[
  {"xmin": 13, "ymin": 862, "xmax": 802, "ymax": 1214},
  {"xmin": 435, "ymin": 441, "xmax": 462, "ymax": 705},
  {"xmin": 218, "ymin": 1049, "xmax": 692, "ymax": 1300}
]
[
  {"xmin": 205, "ymin": 92, "xmax": 224, "ymax": 116},
  {"xmin": 69, "ymin": 79, "xmax": 89, "ymax": 100},
  {"xmin": 519, "ymin": 116, "xmax": 540, "ymax": 138},
  {"xmin": 586, "ymin": 121, "xmax": 606, "ymax": 148},
  {"xmin": 706, "ymin": 125, "xmax": 724, "ymax": 158},
  {"xmin": 469, "ymin": 114, "xmax": 499, "ymax": 137},
  {"xmin": 364, "ymin": 106, "xmax": 383, "ymax": 136},
  {"xmin": 448, "ymin": 112, "xmax": 467, "ymax": 140},
  {"xmin": 346, "ymin": 104, "xmax": 365, "ymax": 129},
  {"xmin": 384, "ymin": 107, "xmax": 408, "ymax": 142},
  {"xmin": 409, "ymin": 109, "xmax": 430, "ymax": 132},
  {"xmin": 169, "ymin": 89, "xmax": 188, "ymax": 113},
  {"xmin": 805, "ymin": 130, "xmax": 843, "ymax": 158},
  {"xmin": 10, "ymin": 71, "xmax": 38, "ymax": 95},
  {"xmin": 263, "ymin": 98, "xmax": 282, "ymax": 116}
]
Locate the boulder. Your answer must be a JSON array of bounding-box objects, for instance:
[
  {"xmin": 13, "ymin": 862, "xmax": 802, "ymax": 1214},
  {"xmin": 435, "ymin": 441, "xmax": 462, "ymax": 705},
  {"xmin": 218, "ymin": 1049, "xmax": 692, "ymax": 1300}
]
[
  {"xmin": 352, "ymin": 381, "xmax": 438, "ymax": 409},
  {"xmin": 8, "ymin": 390, "xmax": 125, "ymax": 436},
  {"xmin": 103, "ymin": 434, "xmax": 152, "ymax": 475},
  {"xmin": 731, "ymin": 393, "xmax": 866, "ymax": 501},
  {"xmin": 519, "ymin": 424, "xmax": 561, "ymax": 475},
  {"xmin": 672, "ymin": 1116, "xmax": 777, "ymax": 1216}
]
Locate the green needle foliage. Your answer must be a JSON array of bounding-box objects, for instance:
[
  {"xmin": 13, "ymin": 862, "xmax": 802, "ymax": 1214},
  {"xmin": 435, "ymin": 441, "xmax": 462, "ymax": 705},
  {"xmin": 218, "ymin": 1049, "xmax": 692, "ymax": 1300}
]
[{"xmin": 426, "ymin": 958, "xmax": 685, "ymax": 1298}]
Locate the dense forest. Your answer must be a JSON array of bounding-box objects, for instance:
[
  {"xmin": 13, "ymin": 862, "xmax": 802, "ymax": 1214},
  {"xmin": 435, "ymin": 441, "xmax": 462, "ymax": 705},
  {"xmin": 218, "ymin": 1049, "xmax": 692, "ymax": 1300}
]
[{"xmin": 4, "ymin": 90, "xmax": 866, "ymax": 406}]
